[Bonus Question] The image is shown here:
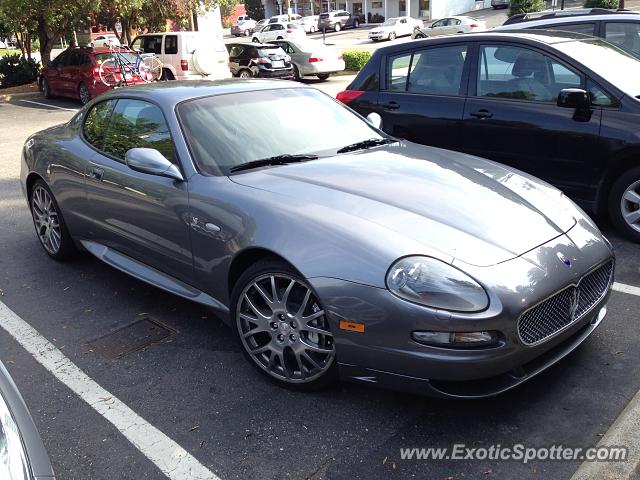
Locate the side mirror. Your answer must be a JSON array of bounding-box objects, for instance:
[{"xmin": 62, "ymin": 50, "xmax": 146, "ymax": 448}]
[
  {"xmin": 366, "ymin": 112, "xmax": 383, "ymax": 129},
  {"xmin": 557, "ymin": 88, "xmax": 590, "ymax": 109},
  {"xmin": 125, "ymin": 148, "xmax": 184, "ymax": 181}
]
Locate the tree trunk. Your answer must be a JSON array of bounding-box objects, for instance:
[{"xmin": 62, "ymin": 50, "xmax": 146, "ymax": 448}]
[
  {"xmin": 619, "ymin": 0, "xmax": 625, "ymax": 9},
  {"xmin": 37, "ymin": 17, "xmax": 57, "ymax": 66},
  {"xmin": 121, "ymin": 17, "xmax": 132, "ymax": 46}
]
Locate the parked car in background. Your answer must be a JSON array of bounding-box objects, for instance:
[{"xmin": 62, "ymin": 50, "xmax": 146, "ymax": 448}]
[
  {"xmin": 269, "ymin": 39, "xmax": 344, "ymax": 80},
  {"xmin": 495, "ymin": 9, "xmax": 640, "ymax": 57},
  {"xmin": 237, "ymin": 14, "xmax": 251, "ymax": 22},
  {"xmin": 269, "ymin": 14, "xmax": 302, "ymax": 24},
  {"xmin": 91, "ymin": 34, "xmax": 121, "ymax": 47},
  {"xmin": 412, "ymin": 16, "xmax": 486, "ymax": 39},
  {"xmin": 40, "ymin": 46, "xmax": 148, "ymax": 105},
  {"xmin": 21, "ymin": 81, "xmax": 615, "ymax": 397},
  {"xmin": 256, "ymin": 19, "xmax": 269, "ymax": 30},
  {"xmin": 130, "ymin": 31, "xmax": 230, "ymax": 81},
  {"xmin": 337, "ymin": 31, "xmax": 640, "ymax": 242},
  {"xmin": 0, "ymin": 360, "xmax": 56, "ymax": 479},
  {"xmin": 232, "ymin": 18, "xmax": 258, "ymax": 36},
  {"xmin": 491, "ymin": 0, "xmax": 509, "ymax": 9},
  {"xmin": 317, "ymin": 10, "xmax": 360, "ymax": 31},
  {"xmin": 227, "ymin": 42, "xmax": 294, "ymax": 78},
  {"xmin": 369, "ymin": 16, "xmax": 423, "ymax": 41},
  {"xmin": 300, "ymin": 15, "xmax": 320, "ymax": 33},
  {"xmin": 252, "ymin": 23, "xmax": 305, "ymax": 43}
]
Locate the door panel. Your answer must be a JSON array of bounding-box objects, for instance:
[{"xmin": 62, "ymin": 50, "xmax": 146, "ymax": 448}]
[
  {"xmin": 375, "ymin": 44, "xmax": 469, "ymax": 151},
  {"xmin": 462, "ymin": 44, "xmax": 603, "ymax": 202},
  {"xmin": 84, "ymin": 98, "xmax": 194, "ymax": 284}
]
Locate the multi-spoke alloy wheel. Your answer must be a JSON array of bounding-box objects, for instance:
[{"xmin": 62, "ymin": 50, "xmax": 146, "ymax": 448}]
[
  {"xmin": 235, "ymin": 269, "xmax": 336, "ymax": 386},
  {"xmin": 620, "ymin": 179, "xmax": 640, "ymax": 233},
  {"xmin": 29, "ymin": 180, "xmax": 75, "ymax": 260},
  {"xmin": 609, "ymin": 166, "xmax": 640, "ymax": 242}
]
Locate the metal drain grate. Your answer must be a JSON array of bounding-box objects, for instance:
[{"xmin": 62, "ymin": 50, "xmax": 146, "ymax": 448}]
[{"xmin": 85, "ymin": 318, "xmax": 176, "ymax": 360}]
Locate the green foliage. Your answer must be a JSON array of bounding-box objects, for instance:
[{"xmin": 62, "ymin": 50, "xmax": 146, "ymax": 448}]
[
  {"xmin": 343, "ymin": 50, "xmax": 371, "ymax": 71},
  {"xmin": 218, "ymin": 0, "xmax": 239, "ymax": 19},
  {"xmin": 583, "ymin": 0, "xmax": 619, "ymax": 8},
  {"xmin": 0, "ymin": 53, "xmax": 39, "ymax": 87},
  {"xmin": 244, "ymin": 0, "xmax": 264, "ymax": 20},
  {"xmin": 508, "ymin": 0, "xmax": 545, "ymax": 16}
]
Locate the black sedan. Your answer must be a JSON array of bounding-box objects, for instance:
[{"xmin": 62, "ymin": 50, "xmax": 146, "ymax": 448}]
[
  {"xmin": 338, "ymin": 31, "xmax": 640, "ymax": 243},
  {"xmin": 226, "ymin": 43, "xmax": 294, "ymax": 79}
]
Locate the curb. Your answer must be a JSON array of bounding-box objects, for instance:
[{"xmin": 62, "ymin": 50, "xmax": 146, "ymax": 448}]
[
  {"xmin": 570, "ymin": 387, "xmax": 640, "ymax": 480},
  {"xmin": 1, "ymin": 91, "xmax": 41, "ymax": 102}
]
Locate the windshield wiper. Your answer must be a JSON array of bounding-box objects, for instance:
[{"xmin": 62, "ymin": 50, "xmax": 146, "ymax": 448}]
[
  {"xmin": 336, "ymin": 138, "xmax": 396, "ymax": 154},
  {"xmin": 229, "ymin": 154, "xmax": 319, "ymax": 173}
]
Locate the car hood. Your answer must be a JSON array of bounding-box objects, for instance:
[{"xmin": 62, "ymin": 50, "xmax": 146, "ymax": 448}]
[{"xmin": 229, "ymin": 142, "xmax": 578, "ymax": 266}]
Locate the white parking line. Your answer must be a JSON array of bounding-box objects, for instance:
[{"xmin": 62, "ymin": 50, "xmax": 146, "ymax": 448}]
[
  {"xmin": 613, "ymin": 282, "xmax": 640, "ymax": 297},
  {"xmin": 0, "ymin": 300, "xmax": 220, "ymax": 480},
  {"xmin": 18, "ymin": 99, "xmax": 79, "ymax": 112}
]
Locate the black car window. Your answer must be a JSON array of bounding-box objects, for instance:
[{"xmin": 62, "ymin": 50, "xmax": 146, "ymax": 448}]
[
  {"xmin": 388, "ymin": 45, "xmax": 468, "ymax": 96},
  {"xmin": 451, "ymin": 19, "xmax": 461, "ymax": 26},
  {"xmin": 605, "ymin": 22, "xmax": 640, "ymax": 56},
  {"xmin": 229, "ymin": 45, "xmax": 245, "ymax": 57},
  {"xmin": 587, "ymin": 79, "xmax": 618, "ymax": 107},
  {"xmin": 164, "ymin": 35, "xmax": 178, "ymax": 54},
  {"xmin": 432, "ymin": 19, "xmax": 445, "ymax": 27},
  {"xmin": 102, "ymin": 99, "xmax": 175, "ymax": 162},
  {"xmin": 51, "ymin": 52, "xmax": 69, "ymax": 68},
  {"xmin": 137, "ymin": 35, "xmax": 163, "ymax": 54},
  {"xmin": 477, "ymin": 45, "xmax": 582, "ymax": 103},
  {"xmin": 533, "ymin": 22, "xmax": 595, "ymax": 36},
  {"xmin": 83, "ymin": 100, "xmax": 117, "ymax": 151}
]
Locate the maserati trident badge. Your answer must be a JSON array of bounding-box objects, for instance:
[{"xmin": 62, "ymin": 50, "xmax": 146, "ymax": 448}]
[{"xmin": 557, "ymin": 252, "xmax": 572, "ymax": 267}]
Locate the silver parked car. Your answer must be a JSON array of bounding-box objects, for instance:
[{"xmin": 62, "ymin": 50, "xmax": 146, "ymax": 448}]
[
  {"xmin": 412, "ymin": 16, "xmax": 487, "ymax": 39},
  {"xmin": 0, "ymin": 361, "xmax": 55, "ymax": 479},
  {"xmin": 269, "ymin": 39, "xmax": 345, "ymax": 80},
  {"xmin": 21, "ymin": 81, "xmax": 614, "ymax": 398}
]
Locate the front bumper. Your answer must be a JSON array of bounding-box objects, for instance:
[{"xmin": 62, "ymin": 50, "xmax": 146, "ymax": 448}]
[
  {"xmin": 368, "ymin": 32, "xmax": 386, "ymax": 40},
  {"xmin": 308, "ymin": 222, "xmax": 614, "ymax": 398}
]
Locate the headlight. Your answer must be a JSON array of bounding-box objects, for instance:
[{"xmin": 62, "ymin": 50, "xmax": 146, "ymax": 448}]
[
  {"xmin": 386, "ymin": 256, "xmax": 489, "ymax": 312},
  {"xmin": 0, "ymin": 392, "xmax": 30, "ymax": 480}
]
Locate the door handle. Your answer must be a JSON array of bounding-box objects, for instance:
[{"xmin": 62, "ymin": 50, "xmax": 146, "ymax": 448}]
[
  {"xmin": 89, "ymin": 167, "xmax": 104, "ymax": 181},
  {"xmin": 470, "ymin": 109, "xmax": 493, "ymax": 119},
  {"xmin": 382, "ymin": 101, "xmax": 400, "ymax": 110}
]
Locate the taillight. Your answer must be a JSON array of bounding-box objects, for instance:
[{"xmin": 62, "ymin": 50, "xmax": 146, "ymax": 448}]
[
  {"xmin": 181, "ymin": 60, "xmax": 188, "ymax": 71},
  {"xmin": 257, "ymin": 58, "xmax": 270, "ymax": 64},
  {"xmin": 338, "ymin": 55, "xmax": 343, "ymax": 60},
  {"xmin": 309, "ymin": 57, "xmax": 323, "ymax": 63},
  {"xmin": 286, "ymin": 29, "xmax": 293, "ymax": 33},
  {"xmin": 336, "ymin": 90, "xmax": 365, "ymax": 104},
  {"xmin": 470, "ymin": 23, "xmax": 478, "ymax": 28}
]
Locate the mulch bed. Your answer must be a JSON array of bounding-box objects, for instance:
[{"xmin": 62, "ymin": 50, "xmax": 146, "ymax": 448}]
[{"xmin": 0, "ymin": 82, "xmax": 39, "ymax": 96}]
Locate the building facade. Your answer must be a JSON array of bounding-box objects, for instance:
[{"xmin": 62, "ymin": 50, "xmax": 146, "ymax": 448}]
[{"xmin": 261, "ymin": 0, "xmax": 491, "ymax": 22}]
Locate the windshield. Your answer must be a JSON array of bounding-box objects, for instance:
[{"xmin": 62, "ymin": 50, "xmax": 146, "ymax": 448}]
[
  {"xmin": 382, "ymin": 18, "xmax": 398, "ymax": 26},
  {"xmin": 177, "ymin": 88, "xmax": 383, "ymax": 175},
  {"xmin": 554, "ymin": 38, "xmax": 640, "ymax": 98}
]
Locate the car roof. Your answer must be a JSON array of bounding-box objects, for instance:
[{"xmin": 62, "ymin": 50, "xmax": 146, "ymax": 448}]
[
  {"xmin": 95, "ymin": 79, "xmax": 308, "ymax": 106},
  {"xmin": 497, "ymin": 13, "xmax": 640, "ymax": 30},
  {"xmin": 503, "ymin": 8, "xmax": 639, "ymax": 25}
]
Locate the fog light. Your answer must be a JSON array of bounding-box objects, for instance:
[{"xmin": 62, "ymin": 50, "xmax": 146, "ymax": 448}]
[{"xmin": 412, "ymin": 330, "xmax": 500, "ymax": 348}]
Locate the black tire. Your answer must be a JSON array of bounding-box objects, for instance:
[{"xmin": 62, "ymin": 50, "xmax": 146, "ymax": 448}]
[
  {"xmin": 316, "ymin": 73, "xmax": 330, "ymax": 81},
  {"xmin": 78, "ymin": 82, "xmax": 90, "ymax": 105},
  {"xmin": 41, "ymin": 77, "xmax": 51, "ymax": 99},
  {"xmin": 292, "ymin": 64, "xmax": 301, "ymax": 81},
  {"xmin": 29, "ymin": 179, "xmax": 77, "ymax": 260},
  {"xmin": 244, "ymin": 29, "xmax": 250, "ymax": 36},
  {"xmin": 276, "ymin": 36, "xmax": 284, "ymax": 40},
  {"xmin": 160, "ymin": 68, "xmax": 174, "ymax": 81},
  {"xmin": 230, "ymin": 258, "xmax": 338, "ymax": 390},
  {"xmin": 609, "ymin": 166, "xmax": 640, "ymax": 243},
  {"xmin": 252, "ymin": 37, "xmax": 260, "ymax": 43},
  {"xmin": 415, "ymin": 33, "xmax": 427, "ymax": 39},
  {"xmin": 238, "ymin": 69, "xmax": 252, "ymax": 78},
  {"xmin": 334, "ymin": 22, "xmax": 341, "ymax": 32}
]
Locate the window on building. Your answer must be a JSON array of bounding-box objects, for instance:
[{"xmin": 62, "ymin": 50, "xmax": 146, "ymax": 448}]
[{"xmin": 372, "ymin": 1, "xmax": 383, "ymax": 8}]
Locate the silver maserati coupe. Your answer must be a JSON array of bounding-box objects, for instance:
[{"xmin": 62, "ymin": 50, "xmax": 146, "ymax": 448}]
[{"xmin": 21, "ymin": 80, "xmax": 615, "ymax": 398}]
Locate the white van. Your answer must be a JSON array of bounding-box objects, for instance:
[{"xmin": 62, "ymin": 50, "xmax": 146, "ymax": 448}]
[{"xmin": 130, "ymin": 31, "xmax": 231, "ymax": 81}]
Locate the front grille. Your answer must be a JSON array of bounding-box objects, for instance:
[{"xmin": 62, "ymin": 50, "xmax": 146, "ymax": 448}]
[{"xmin": 518, "ymin": 260, "xmax": 614, "ymax": 346}]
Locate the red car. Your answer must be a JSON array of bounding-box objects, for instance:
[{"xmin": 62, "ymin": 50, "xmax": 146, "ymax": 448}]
[{"xmin": 39, "ymin": 46, "xmax": 147, "ymax": 105}]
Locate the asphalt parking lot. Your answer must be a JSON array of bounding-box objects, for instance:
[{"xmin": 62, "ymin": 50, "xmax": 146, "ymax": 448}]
[{"xmin": 1, "ymin": 92, "xmax": 640, "ymax": 480}]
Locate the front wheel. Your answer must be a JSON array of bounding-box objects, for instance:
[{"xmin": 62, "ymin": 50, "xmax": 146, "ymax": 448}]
[
  {"xmin": 29, "ymin": 180, "xmax": 76, "ymax": 260},
  {"xmin": 334, "ymin": 22, "xmax": 341, "ymax": 32},
  {"xmin": 238, "ymin": 69, "xmax": 252, "ymax": 78},
  {"xmin": 78, "ymin": 82, "xmax": 90, "ymax": 105},
  {"xmin": 389, "ymin": 32, "xmax": 396, "ymax": 41},
  {"xmin": 609, "ymin": 166, "xmax": 640, "ymax": 243},
  {"xmin": 292, "ymin": 65, "xmax": 301, "ymax": 81},
  {"xmin": 252, "ymin": 37, "xmax": 260, "ymax": 43},
  {"xmin": 244, "ymin": 29, "xmax": 250, "ymax": 36},
  {"xmin": 231, "ymin": 259, "xmax": 337, "ymax": 389},
  {"xmin": 414, "ymin": 33, "xmax": 426, "ymax": 39}
]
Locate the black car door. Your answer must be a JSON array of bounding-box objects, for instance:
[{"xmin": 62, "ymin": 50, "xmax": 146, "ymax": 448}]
[
  {"xmin": 228, "ymin": 45, "xmax": 246, "ymax": 75},
  {"xmin": 82, "ymin": 98, "xmax": 194, "ymax": 284},
  {"xmin": 461, "ymin": 43, "xmax": 603, "ymax": 202},
  {"xmin": 374, "ymin": 42, "xmax": 471, "ymax": 152}
]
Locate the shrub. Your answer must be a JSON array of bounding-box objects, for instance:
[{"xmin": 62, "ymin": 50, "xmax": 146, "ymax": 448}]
[
  {"xmin": 583, "ymin": 0, "xmax": 619, "ymax": 8},
  {"xmin": 508, "ymin": 0, "xmax": 545, "ymax": 16},
  {"xmin": 342, "ymin": 50, "xmax": 371, "ymax": 71},
  {"xmin": 0, "ymin": 54, "xmax": 40, "ymax": 88}
]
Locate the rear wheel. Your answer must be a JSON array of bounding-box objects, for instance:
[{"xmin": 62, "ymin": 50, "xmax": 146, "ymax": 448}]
[
  {"xmin": 98, "ymin": 58, "xmax": 121, "ymax": 87},
  {"xmin": 160, "ymin": 68, "xmax": 174, "ymax": 81},
  {"xmin": 231, "ymin": 259, "xmax": 337, "ymax": 390},
  {"xmin": 310, "ymin": 26, "xmax": 316, "ymax": 33},
  {"xmin": 244, "ymin": 29, "xmax": 251, "ymax": 36},
  {"xmin": 389, "ymin": 31, "xmax": 396, "ymax": 41},
  {"xmin": 238, "ymin": 69, "xmax": 252, "ymax": 78},
  {"xmin": 334, "ymin": 22, "xmax": 341, "ymax": 32},
  {"xmin": 415, "ymin": 33, "xmax": 426, "ymax": 39},
  {"xmin": 316, "ymin": 73, "xmax": 330, "ymax": 81},
  {"xmin": 78, "ymin": 82, "xmax": 90, "ymax": 105},
  {"xmin": 41, "ymin": 77, "xmax": 51, "ymax": 99},
  {"xmin": 29, "ymin": 180, "xmax": 76, "ymax": 260},
  {"xmin": 609, "ymin": 166, "xmax": 640, "ymax": 243},
  {"xmin": 292, "ymin": 64, "xmax": 301, "ymax": 81}
]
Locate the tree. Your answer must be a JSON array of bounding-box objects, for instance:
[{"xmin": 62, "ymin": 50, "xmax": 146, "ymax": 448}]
[
  {"xmin": 583, "ymin": 0, "xmax": 619, "ymax": 7},
  {"xmin": 509, "ymin": 0, "xmax": 545, "ymax": 16},
  {"xmin": 244, "ymin": 0, "xmax": 264, "ymax": 20}
]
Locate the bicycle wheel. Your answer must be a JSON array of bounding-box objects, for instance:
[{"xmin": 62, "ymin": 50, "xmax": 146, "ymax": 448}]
[
  {"xmin": 98, "ymin": 58, "xmax": 122, "ymax": 87},
  {"xmin": 138, "ymin": 56, "xmax": 163, "ymax": 82}
]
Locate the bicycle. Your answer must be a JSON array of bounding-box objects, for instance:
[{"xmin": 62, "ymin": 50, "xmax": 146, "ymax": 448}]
[{"xmin": 98, "ymin": 44, "xmax": 163, "ymax": 87}]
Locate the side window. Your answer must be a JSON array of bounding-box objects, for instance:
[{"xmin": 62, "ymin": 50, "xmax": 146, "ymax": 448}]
[
  {"xmin": 388, "ymin": 53, "xmax": 412, "ymax": 91},
  {"xmin": 102, "ymin": 100, "xmax": 175, "ymax": 162},
  {"xmin": 164, "ymin": 35, "xmax": 178, "ymax": 55},
  {"xmin": 431, "ymin": 19, "xmax": 444, "ymax": 28},
  {"xmin": 263, "ymin": 25, "xmax": 271, "ymax": 32},
  {"xmin": 451, "ymin": 19, "xmax": 461, "ymax": 26},
  {"xmin": 605, "ymin": 22, "xmax": 640, "ymax": 56},
  {"xmin": 533, "ymin": 22, "xmax": 595, "ymax": 35},
  {"xmin": 229, "ymin": 46, "xmax": 244, "ymax": 57},
  {"xmin": 83, "ymin": 100, "xmax": 116, "ymax": 150},
  {"xmin": 51, "ymin": 52, "xmax": 68, "ymax": 68},
  {"xmin": 477, "ymin": 45, "xmax": 582, "ymax": 103},
  {"xmin": 141, "ymin": 35, "xmax": 162, "ymax": 54},
  {"xmin": 587, "ymin": 79, "xmax": 618, "ymax": 107},
  {"xmin": 67, "ymin": 52, "xmax": 81, "ymax": 67}
]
